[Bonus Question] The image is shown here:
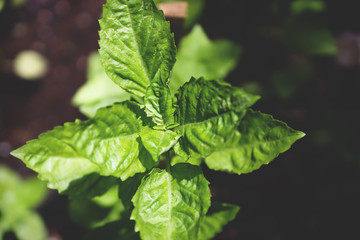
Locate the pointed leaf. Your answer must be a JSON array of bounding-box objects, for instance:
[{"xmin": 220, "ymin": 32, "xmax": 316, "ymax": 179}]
[
  {"xmin": 99, "ymin": 0, "xmax": 176, "ymax": 97},
  {"xmin": 205, "ymin": 110, "xmax": 305, "ymax": 174},
  {"xmin": 72, "ymin": 52, "xmax": 131, "ymax": 117},
  {"xmin": 131, "ymin": 163, "xmax": 211, "ymax": 240},
  {"xmin": 11, "ymin": 102, "xmax": 160, "ymax": 193},
  {"xmin": 174, "ymin": 78, "xmax": 260, "ymax": 160},
  {"xmin": 198, "ymin": 202, "xmax": 240, "ymax": 240},
  {"xmin": 170, "ymin": 25, "xmax": 241, "ymax": 93},
  {"xmin": 144, "ymin": 78, "xmax": 177, "ymax": 128},
  {"xmin": 140, "ymin": 126, "xmax": 180, "ymax": 161}
]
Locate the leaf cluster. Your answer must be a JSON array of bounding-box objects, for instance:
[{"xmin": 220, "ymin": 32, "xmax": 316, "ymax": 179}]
[{"xmin": 11, "ymin": 0, "xmax": 304, "ymax": 239}]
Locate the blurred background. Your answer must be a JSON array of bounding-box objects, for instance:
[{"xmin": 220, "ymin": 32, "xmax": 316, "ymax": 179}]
[{"xmin": 1, "ymin": 0, "xmax": 360, "ymax": 239}]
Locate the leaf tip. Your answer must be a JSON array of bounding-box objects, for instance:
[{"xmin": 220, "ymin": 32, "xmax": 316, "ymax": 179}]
[{"xmin": 296, "ymin": 130, "xmax": 306, "ymax": 140}]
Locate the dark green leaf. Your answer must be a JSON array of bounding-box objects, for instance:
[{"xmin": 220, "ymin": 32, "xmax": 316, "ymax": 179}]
[{"xmin": 83, "ymin": 219, "xmax": 140, "ymax": 240}]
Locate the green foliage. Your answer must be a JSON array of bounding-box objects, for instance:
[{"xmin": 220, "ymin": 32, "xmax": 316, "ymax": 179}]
[
  {"xmin": 11, "ymin": 0, "xmax": 304, "ymax": 239},
  {"xmin": 0, "ymin": 166, "xmax": 47, "ymax": 240},
  {"xmin": 284, "ymin": 13, "xmax": 337, "ymax": 55},
  {"xmin": 131, "ymin": 164, "xmax": 210, "ymax": 240},
  {"xmin": 98, "ymin": 0, "xmax": 176, "ymax": 97},
  {"xmin": 173, "ymin": 78, "xmax": 260, "ymax": 161},
  {"xmin": 0, "ymin": 0, "xmax": 4, "ymax": 12},
  {"xmin": 170, "ymin": 25, "xmax": 241, "ymax": 93},
  {"xmin": 291, "ymin": 0, "xmax": 326, "ymax": 14},
  {"xmin": 205, "ymin": 110, "xmax": 305, "ymax": 174},
  {"xmin": 198, "ymin": 202, "xmax": 239, "ymax": 240},
  {"xmin": 72, "ymin": 52, "xmax": 131, "ymax": 117}
]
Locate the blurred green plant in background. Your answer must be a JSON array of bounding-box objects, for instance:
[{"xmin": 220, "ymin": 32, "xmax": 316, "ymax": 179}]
[{"xmin": 0, "ymin": 166, "xmax": 47, "ymax": 240}]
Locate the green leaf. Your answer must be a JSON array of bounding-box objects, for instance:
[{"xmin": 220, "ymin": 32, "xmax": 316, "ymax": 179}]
[
  {"xmin": 174, "ymin": 78, "xmax": 260, "ymax": 160},
  {"xmin": 12, "ymin": 212, "xmax": 47, "ymax": 240},
  {"xmin": 63, "ymin": 174, "xmax": 119, "ymax": 199},
  {"xmin": 205, "ymin": 110, "xmax": 305, "ymax": 174},
  {"xmin": 99, "ymin": 0, "xmax": 176, "ymax": 97},
  {"xmin": 169, "ymin": 25, "xmax": 242, "ymax": 93},
  {"xmin": 118, "ymin": 172, "xmax": 146, "ymax": 210},
  {"xmin": 144, "ymin": 77, "xmax": 177, "ymax": 128},
  {"xmin": 0, "ymin": 166, "xmax": 47, "ymax": 213},
  {"xmin": 72, "ymin": 52, "xmax": 131, "ymax": 117},
  {"xmin": 0, "ymin": 166, "xmax": 47, "ymax": 240},
  {"xmin": 69, "ymin": 185, "xmax": 126, "ymax": 229},
  {"xmin": 291, "ymin": 0, "xmax": 325, "ymax": 14},
  {"xmin": 198, "ymin": 202, "xmax": 240, "ymax": 240},
  {"xmin": 140, "ymin": 126, "xmax": 179, "ymax": 161},
  {"xmin": 11, "ymin": 102, "xmax": 171, "ymax": 194},
  {"xmin": 0, "ymin": 0, "xmax": 4, "ymax": 12},
  {"xmin": 131, "ymin": 163, "xmax": 211, "ymax": 240},
  {"xmin": 154, "ymin": 0, "xmax": 204, "ymax": 28},
  {"xmin": 284, "ymin": 13, "xmax": 337, "ymax": 55},
  {"xmin": 83, "ymin": 220, "xmax": 140, "ymax": 240}
]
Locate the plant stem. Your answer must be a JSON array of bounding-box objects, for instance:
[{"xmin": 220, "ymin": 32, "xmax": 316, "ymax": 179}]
[{"xmin": 165, "ymin": 151, "xmax": 171, "ymax": 172}]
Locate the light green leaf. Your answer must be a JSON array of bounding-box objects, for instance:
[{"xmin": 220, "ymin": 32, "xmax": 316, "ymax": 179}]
[
  {"xmin": 131, "ymin": 163, "xmax": 211, "ymax": 240},
  {"xmin": 12, "ymin": 212, "xmax": 47, "ymax": 240},
  {"xmin": 205, "ymin": 110, "xmax": 305, "ymax": 174},
  {"xmin": 72, "ymin": 52, "xmax": 131, "ymax": 117},
  {"xmin": 144, "ymin": 77, "xmax": 177, "ymax": 128},
  {"xmin": 140, "ymin": 126, "xmax": 180, "ymax": 161},
  {"xmin": 0, "ymin": 166, "xmax": 47, "ymax": 240},
  {"xmin": 99, "ymin": 0, "xmax": 176, "ymax": 97},
  {"xmin": 198, "ymin": 202, "xmax": 240, "ymax": 240},
  {"xmin": 174, "ymin": 78, "xmax": 260, "ymax": 160},
  {"xmin": 170, "ymin": 25, "xmax": 242, "ymax": 93},
  {"xmin": 0, "ymin": 166, "xmax": 47, "ymax": 213},
  {"xmin": 11, "ymin": 102, "xmax": 163, "ymax": 194},
  {"xmin": 154, "ymin": 0, "xmax": 204, "ymax": 28}
]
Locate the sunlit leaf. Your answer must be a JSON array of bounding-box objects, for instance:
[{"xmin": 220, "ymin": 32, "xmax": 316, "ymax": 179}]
[
  {"xmin": 11, "ymin": 102, "xmax": 176, "ymax": 194},
  {"xmin": 99, "ymin": 0, "xmax": 176, "ymax": 96},
  {"xmin": 131, "ymin": 163, "xmax": 211, "ymax": 240},
  {"xmin": 205, "ymin": 110, "xmax": 305, "ymax": 174},
  {"xmin": 174, "ymin": 78, "xmax": 259, "ymax": 160}
]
